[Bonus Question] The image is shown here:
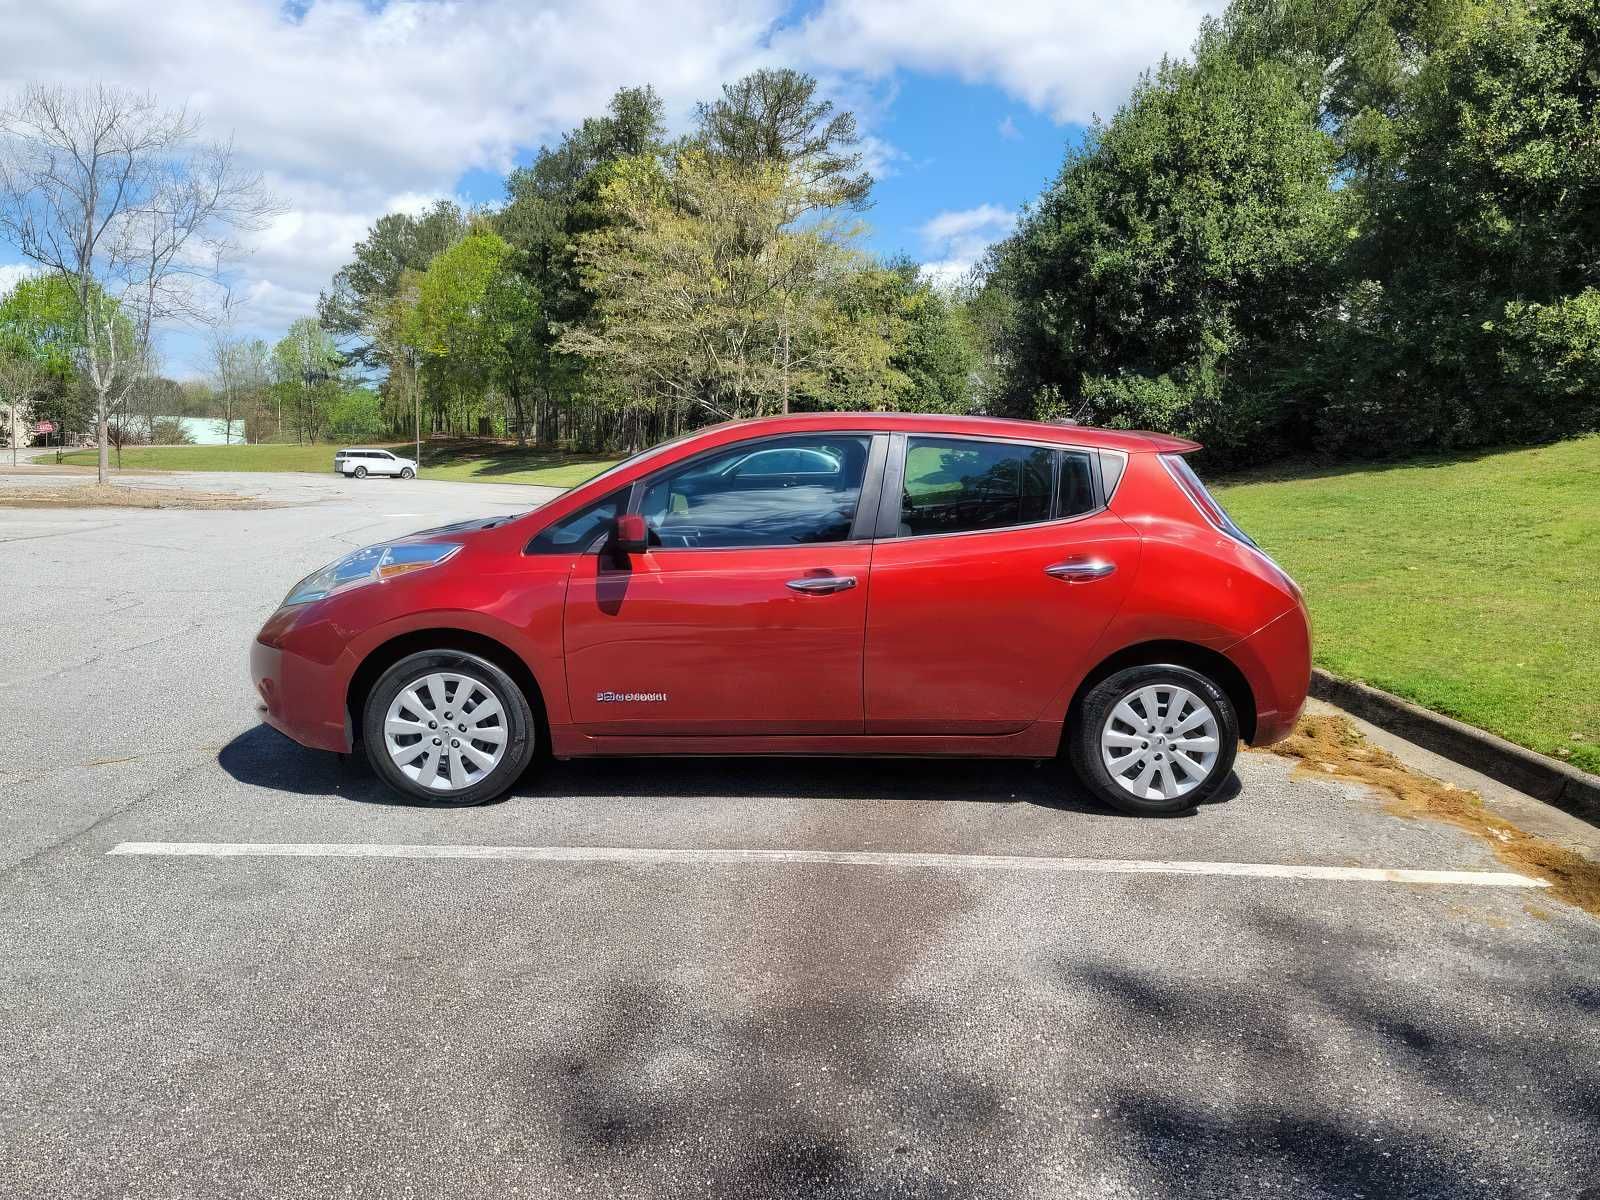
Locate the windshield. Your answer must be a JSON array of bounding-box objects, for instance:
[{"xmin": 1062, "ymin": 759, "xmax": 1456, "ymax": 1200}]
[{"xmin": 515, "ymin": 423, "xmax": 737, "ymax": 516}]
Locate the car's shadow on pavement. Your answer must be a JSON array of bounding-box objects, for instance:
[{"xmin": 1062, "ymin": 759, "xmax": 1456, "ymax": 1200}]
[{"xmin": 217, "ymin": 723, "xmax": 1240, "ymax": 817}]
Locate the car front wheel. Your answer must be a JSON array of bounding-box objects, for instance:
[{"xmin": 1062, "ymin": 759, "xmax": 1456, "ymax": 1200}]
[
  {"xmin": 399, "ymin": 467, "xmax": 414, "ymax": 479},
  {"xmin": 362, "ymin": 650, "xmax": 538, "ymax": 805},
  {"xmin": 1068, "ymin": 664, "xmax": 1239, "ymax": 815}
]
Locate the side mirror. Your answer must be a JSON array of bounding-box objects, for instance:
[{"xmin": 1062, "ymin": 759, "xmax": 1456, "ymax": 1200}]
[{"xmin": 613, "ymin": 512, "xmax": 649, "ymax": 554}]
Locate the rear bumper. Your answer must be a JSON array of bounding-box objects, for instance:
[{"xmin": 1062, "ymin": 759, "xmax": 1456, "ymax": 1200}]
[
  {"xmin": 1226, "ymin": 605, "xmax": 1312, "ymax": 747},
  {"xmin": 250, "ymin": 634, "xmax": 352, "ymax": 753}
]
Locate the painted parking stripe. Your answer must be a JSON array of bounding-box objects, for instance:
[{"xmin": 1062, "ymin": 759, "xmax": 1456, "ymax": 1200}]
[{"xmin": 106, "ymin": 842, "xmax": 1547, "ymax": 887}]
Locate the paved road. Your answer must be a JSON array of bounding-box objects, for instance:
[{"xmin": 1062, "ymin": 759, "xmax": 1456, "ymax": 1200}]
[{"xmin": 2, "ymin": 472, "xmax": 1598, "ymax": 1199}]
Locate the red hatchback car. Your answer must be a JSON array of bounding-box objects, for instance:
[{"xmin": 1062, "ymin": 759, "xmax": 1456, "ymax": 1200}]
[{"xmin": 251, "ymin": 414, "xmax": 1309, "ymax": 815}]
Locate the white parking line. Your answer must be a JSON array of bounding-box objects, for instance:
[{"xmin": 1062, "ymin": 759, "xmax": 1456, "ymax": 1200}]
[{"xmin": 106, "ymin": 842, "xmax": 1548, "ymax": 887}]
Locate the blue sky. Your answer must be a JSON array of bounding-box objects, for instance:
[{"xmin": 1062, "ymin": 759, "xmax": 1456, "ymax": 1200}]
[{"xmin": 0, "ymin": 0, "xmax": 1214, "ymax": 377}]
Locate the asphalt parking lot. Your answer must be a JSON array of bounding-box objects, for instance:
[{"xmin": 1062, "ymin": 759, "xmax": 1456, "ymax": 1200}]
[{"xmin": 2, "ymin": 469, "xmax": 1598, "ymax": 1199}]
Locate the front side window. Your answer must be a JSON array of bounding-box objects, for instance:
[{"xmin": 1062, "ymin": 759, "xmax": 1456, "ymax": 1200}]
[
  {"xmin": 901, "ymin": 438, "xmax": 1053, "ymax": 536},
  {"xmin": 640, "ymin": 435, "xmax": 871, "ymax": 549},
  {"xmin": 526, "ymin": 486, "xmax": 629, "ymax": 554}
]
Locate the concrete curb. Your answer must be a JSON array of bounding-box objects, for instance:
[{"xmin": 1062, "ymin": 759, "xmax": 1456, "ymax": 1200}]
[{"xmin": 1309, "ymin": 669, "xmax": 1600, "ymax": 826}]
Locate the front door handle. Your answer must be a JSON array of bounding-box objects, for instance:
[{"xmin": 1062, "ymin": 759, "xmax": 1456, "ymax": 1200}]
[
  {"xmin": 1045, "ymin": 558, "xmax": 1116, "ymax": 582},
  {"xmin": 786, "ymin": 575, "xmax": 858, "ymax": 594}
]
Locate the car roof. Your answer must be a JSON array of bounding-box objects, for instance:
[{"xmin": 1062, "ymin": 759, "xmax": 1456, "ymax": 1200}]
[{"xmin": 682, "ymin": 412, "xmax": 1200, "ymax": 454}]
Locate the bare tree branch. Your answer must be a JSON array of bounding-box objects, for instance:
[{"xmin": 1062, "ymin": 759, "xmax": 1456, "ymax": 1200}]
[{"xmin": 0, "ymin": 84, "xmax": 277, "ymax": 482}]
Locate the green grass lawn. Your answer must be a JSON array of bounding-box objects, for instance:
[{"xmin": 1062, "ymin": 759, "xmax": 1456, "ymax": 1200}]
[
  {"xmin": 1215, "ymin": 436, "xmax": 1600, "ymax": 775},
  {"xmin": 58, "ymin": 441, "xmax": 619, "ymax": 489}
]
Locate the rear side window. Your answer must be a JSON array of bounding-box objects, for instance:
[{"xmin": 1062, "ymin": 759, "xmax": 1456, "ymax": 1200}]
[
  {"xmin": 1162, "ymin": 454, "xmax": 1257, "ymax": 548},
  {"xmin": 900, "ymin": 438, "xmax": 1053, "ymax": 536},
  {"xmin": 526, "ymin": 486, "xmax": 629, "ymax": 554},
  {"xmin": 1057, "ymin": 451, "xmax": 1097, "ymax": 518}
]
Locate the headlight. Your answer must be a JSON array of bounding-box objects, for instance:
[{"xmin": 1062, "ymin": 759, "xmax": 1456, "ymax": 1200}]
[{"xmin": 282, "ymin": 542, "xmax": 462, "ymax": 606}]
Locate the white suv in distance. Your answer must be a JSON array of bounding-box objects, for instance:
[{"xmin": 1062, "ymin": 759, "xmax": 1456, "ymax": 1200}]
[{"xmin": 334, "ymin": 448, "xmax": 417, "ymax": 479}]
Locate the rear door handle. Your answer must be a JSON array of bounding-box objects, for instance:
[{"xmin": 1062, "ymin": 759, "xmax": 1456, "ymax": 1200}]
[
  {"xmin": 786, "ymin": 576, "xmax": 857, "ymax": 594},
  {"xmin": 1045, "ymin": 558, "xmax": 1116, "ymax": 582}
]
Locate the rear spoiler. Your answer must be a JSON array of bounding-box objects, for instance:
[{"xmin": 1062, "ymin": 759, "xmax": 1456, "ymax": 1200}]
[{"xmin": 1129, "ymin": 431, "xmax": 1202, "ymax": 454}]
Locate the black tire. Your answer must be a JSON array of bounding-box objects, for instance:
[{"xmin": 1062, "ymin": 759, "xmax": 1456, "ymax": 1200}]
[
  {"xmin": 362, "ymin": 649, "xmax": 538, "ymax": 806},
  {"xmin": 353, "ymin": 465, "xmax": 367, "ymax": 479},
  {"xmin": 399, "ymin": 467, "xmax": 414, "ymax": 479},
  {"xmin": 1067, "ymin": 663, "xmax": 1239, "ymax": 815}
]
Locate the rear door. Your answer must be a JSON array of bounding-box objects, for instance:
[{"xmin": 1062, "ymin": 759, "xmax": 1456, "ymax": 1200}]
[
  {"xmin": 562, "ymin": 432, "xmax": 886, "ymax": 736},
  {"xmin": 863, "ymin": 434, "xmax": 1139, "ymax": 734}
]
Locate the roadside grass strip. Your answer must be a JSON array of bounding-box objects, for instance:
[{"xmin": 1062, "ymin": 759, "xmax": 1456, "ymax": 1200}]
[{"xmin": 107, "ymin": 842, "xmax": 1545, "ymax": 887}]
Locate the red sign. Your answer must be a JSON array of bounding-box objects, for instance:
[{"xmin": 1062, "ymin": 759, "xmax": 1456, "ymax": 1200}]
[{"xmin": 34, "ymin": 420, "xmax": 56, "ymax": 435}]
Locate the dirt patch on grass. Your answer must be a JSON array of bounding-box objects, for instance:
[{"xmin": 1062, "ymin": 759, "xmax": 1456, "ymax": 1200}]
[
  {"xmin": 1272, "ymin": 714, "xmax": 1600, "ymax": 917},
  {"xmin": 0, "ymin": 483, "xmax": 280, "ymax": 510}
]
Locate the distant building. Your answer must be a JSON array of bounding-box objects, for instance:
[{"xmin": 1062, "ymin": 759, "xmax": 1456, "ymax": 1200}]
[{"xmin": 156, "ymin": 417, "xmax": 246, "ymax": 445}]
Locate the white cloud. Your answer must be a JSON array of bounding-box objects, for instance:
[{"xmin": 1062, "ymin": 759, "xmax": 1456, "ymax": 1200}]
[
  {"xmin": 997, "ymin": 115, "xmax": 1021, "ymax": 141},
  {"xmin": 777, "ymin": 0, "xmax": 1216, "ymax": 124},
  {"xmin": 918, "ymin": 203, "xmax": 1015, "ymax": 287},
  {"xmin": 0, "ymin": 0, "xmax": 1212, "ymax": 364},
  {"xmin": 1, "ymin": 0, "xmax": 787, "ymax": 357}
]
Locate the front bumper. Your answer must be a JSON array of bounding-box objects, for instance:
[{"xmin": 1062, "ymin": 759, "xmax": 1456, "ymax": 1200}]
[
  {"xmin": 250, "ymin": 633, "xmax": 353, "ymax": 753},
  {"xmin": 1226, "ymin": 604, "xmax": 1312, "ymax": 747}
]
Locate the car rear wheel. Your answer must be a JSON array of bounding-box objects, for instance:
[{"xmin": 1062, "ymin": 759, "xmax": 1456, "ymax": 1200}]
[
  {"xmin": 1068, "ymin": 664, "xmax": 1238, "ymax": 815},
  {"xmin": 353, "ymin": 465, "xmax": 367, "ymax": 479},
  {"xmin": 399, "ymin": 467, "xmax": 414, "ymax": 479},
  {"xmin": 362, "ymin": 650, "xmax": 538, "ymax": 806}
]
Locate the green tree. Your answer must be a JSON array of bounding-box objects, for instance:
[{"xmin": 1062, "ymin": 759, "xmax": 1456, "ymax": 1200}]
[
  {"xmin": 991, "ymin": 36, "xmax": 1339, "ymax": 458},
  {"xmin": 0, "ymin": 272, "xmax": 109, "ymax": 449},
  {"xmin": 696, "ymin": 68, "xmax": 873, "ymax": 216},
  {"xmin": 271, "ymin": 318, "xmax": 342, "ymax": 443},
  {"xmin": 482, "ymin": 260, "xmax": 542, "ymax": 444},
  {"xmin": 323, "ymin": 385, "xmax": 385, "ymax": 443},
  {"xmin": 1320, "ymin": 0, "xmax": 1600, "ymax": 449},
  {"xmin": 560, "ymin": 150, "xmax": 892, "ymax": 443},
  {"xmin": 403, "ymin": 225, "xmax": 513, "ymax": 436},
  {"xmin": 495, "ymin": 86, "xmax": 666, "ymax": 446},
  {"xmin": 1221, "ymin": 0, "xmax": 1481, "ymax": 182},
  {"xmin": 319, "ymin": 200, "xmax": 468, "ymax": 370},
  {"xmin": 883, "ymin": 262, "xmax": 979, "ymax": 414}
]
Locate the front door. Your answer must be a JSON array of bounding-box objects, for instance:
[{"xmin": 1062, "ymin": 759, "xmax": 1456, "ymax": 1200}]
[
  {"xmin": 563, "ymin": 433, "xmax": 883, "ymax": 736},
  {"xmin": 864, "ymin": 435, "xmax": 1140, "ymax": 734}
]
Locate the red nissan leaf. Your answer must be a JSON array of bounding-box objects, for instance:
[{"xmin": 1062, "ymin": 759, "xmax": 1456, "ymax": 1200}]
[{"xmin": 251, "ymin": 414, "xmax": 1310, "ymax": 815}]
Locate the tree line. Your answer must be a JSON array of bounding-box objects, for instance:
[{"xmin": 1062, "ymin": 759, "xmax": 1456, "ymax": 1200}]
[
  {"xmin": 4, "ymin": 0, "xmax": 1594, "ymax": 469},
  {"xmin": 310, "ymin": 71, "xmax": 977, "ymax": 453},
  {"xmin": 980, "ymin": 0, "xmax": 1599, "ymax": 464}
]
